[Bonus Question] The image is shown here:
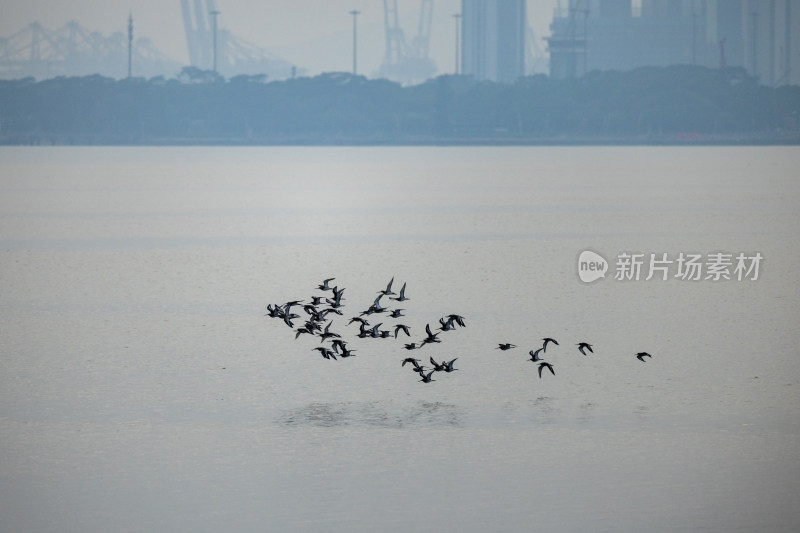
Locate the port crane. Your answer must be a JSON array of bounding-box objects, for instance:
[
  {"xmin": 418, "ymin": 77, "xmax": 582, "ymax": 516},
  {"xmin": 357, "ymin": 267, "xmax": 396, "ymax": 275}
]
[{"xmin": 377, "ymin": 0, "xmax": 437, "ymax": 85}]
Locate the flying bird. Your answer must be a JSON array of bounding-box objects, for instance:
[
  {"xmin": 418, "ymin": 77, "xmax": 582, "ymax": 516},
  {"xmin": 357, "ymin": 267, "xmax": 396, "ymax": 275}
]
[
  {"xmin": 394, "ymin": 324, "xmax": 411, "ymax": 338},
  {"xmin": 379, "ymin": 277, "xmax": 396, "ymax": 296},
  {"xmin": 368, "ymin": 323, "xmax": 384, "ymax": 338},
  {"xmin": 443, "ymin": 358, "xmax": 458, "ymax": 372},
  {"xmin": 317, "ymin": 278, "xmax": 335, "ymax": 291},
  {"xmin": 313, "ymin": 347, "xmax": 337, "ymax": 360},
  {"xmin": 331, "ymin": 339, "xmax": 355, "ymax": 357},
  {"xmin": 361, "ymin": 294, "xmax": 387, "ymax": 316},
  {"xmin": 282, "ymin": 312, "xmax": 300, "ymax": 328},
  {"xmin": 538, "ymin": 362, "xmax": 555, "ymax": 378},
  {"xmin": 326, "ymin": 287, "xmax": 345, "ymax": 308},
  {"xmin": 390, "ymin": 282, "xmax": 409, "ymax": 301},
  {"xmin": 265, "ymin": 304, "xmax": 284, "ymax": 318},
  {"xmin": 577, "ymin": 342, "xmax": 593, "ymax": 356},
  {"xmin": 497, "ymin": 343, "xmax": 516, "ymax": 351},
  {"xmin": 419, "ymin": 370, "xmax": 436, "ymax": 383},
  {"xmin": 439, "ymin": 317, "xmax": 456, "ymax": 331},
  {"xmin": 636, "ymin": 352, "xmax": 652, "ymax": 362},
  {"xmin": 528, "ymin": 347, "xmax": 544, "ymax": 361},
  {"xmin": 447, "ymin": 314, "xmax": 466, "ymax": 327},
  {"xmin": 318, "ymin": 321, "xmax": 340, "ymax": 342},
  {"xmin": 542, "ymin": 338, "xmax": 559, "ymax": 351},
  {"xmin": 421, "ymin": 324, "xmax": 441, "ymax": 346},
  {"xmin": 429, "ymin": 357, "xmax": 446, "ymax": 372},
  {"xmin": 294, "ymin": 327, "xmax": 314, "ymax": 339}
]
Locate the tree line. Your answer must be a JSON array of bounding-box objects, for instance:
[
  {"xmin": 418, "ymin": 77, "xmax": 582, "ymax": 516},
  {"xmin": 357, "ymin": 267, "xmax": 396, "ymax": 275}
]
[{"xmin": 1, "ymin": 65, "xmax": 798, "ymax": 144}]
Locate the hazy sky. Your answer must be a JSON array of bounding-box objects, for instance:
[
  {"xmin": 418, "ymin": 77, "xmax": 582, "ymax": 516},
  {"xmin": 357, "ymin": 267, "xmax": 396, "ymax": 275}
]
[{"xmin": 0, "ymin": 0, "xmax": 560, "ymax": 76}]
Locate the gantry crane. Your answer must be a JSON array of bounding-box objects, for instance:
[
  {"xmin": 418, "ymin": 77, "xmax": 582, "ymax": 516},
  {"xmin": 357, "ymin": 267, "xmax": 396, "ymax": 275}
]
[
  {"xmin": 378, "ymin": 0, "xmax": 437, "ymax": 85},
  {"xmin": 179, "ymin": 0, "xmax": 301, "ymax": 79}
]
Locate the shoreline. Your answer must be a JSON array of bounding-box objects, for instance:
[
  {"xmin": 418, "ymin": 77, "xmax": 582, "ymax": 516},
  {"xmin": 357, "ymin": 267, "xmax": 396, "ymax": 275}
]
[{"xmin": 3, "ymin": 134, "xmax": 799, "ymax": 147}]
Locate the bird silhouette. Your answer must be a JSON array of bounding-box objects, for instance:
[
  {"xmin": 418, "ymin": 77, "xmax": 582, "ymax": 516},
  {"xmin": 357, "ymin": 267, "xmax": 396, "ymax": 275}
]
[
  {"xmin": 390, "ymin": 282, "xmax": 409, "ymax": 301},
  {"xmin": 317, "ymin": 278, "xmax": 335, "ymax": 291},
  {"xmin": 538, "ymin": 362, "xmax": 555, "ymax": 378},
  {"xmin": 439, "ymin": 317, "xmax": 456, "ymax": 331},
  {"xmin": 313, "ymin": 347, "xmax": 337, "ymax": 360},
  {"xmin": 528, "ymin": 347, "xmax": 544, "ymax": 361},
  {"xmin": 542, "ymin": 338, "xmax": 559, "ymax": 351},
  {"xmin": 331, "ymin": 339, "xmax": 356, "ymax": 357},
  {"xmin": 442, "ymin": 358, "xmax": 458, "ymax": 372},
  {"xmin": 497, "ymin": 343, "xmax": 516, "ymax": 350},
  {"xmin": 420, "ymin": 324, "xmax": 441, "ymax": 346},
  {"xmin": 577, "ymin": 342, "xmax": 593, "ymax": 355},
  {"xmin": 636, "ymin": 352, "xmax": 652, "ymax": 362},
  {"xmin": 378, "ymin": 277, "xmax": 396, "ymax": 296},
  {"xmin": 429, "ymin": 357, "xmax": 446, "ymax": 372},
  {"xmin": 419, "ymin": 370, "xmax": 436, "ymax": 383},
  {"xmin": 447, "ymin": 314, "xmax": 466, "ymax": 327},
  {"xmin": 361, "ymin": 294, "xmax": 387, "ymax": 316}
]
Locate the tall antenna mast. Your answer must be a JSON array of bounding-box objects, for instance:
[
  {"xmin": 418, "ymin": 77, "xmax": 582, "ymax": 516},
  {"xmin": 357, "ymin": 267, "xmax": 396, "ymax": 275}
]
[
  {"xmin": 210, "ymin": 9, "xmax": 220, "ymax": 73},
  {"xmin": 350, "ymin": 10, "xmax": 361, "ymax": 75},
  {"xmin": 127, "ymin": 12, "xmax": 133, "ymax": 78}
]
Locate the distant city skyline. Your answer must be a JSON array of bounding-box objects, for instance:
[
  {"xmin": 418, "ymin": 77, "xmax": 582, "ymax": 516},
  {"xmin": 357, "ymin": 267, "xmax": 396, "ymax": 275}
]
[{"xmin": 0, "ymin": 0, "xmax": 560, "ymax": 78}]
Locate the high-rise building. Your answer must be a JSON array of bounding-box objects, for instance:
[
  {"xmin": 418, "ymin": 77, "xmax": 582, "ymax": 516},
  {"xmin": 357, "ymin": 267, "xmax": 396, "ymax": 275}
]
[
  {"xmin": 461, "ymin": 0, "xmax": 527, "ymax": 83},
  {"xmin": 548, "ymin": 0, "xmax": 800, "ymax": 85}
]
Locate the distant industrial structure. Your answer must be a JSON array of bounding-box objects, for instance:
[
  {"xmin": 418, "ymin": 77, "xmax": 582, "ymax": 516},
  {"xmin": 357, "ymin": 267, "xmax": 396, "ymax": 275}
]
[
  {"xmin": 460, "ymin": 0, "xmax": 527, "ymax": 83},
  {"xmin": 0, "ymin": 1, "xmax": 303, "ymax": 81},
  {"xmin": 548, "ymin": 0, "xmax": 800, "ymax": 85},
  {"xmin": 0, "ymin": 20, "xmax": 180, "ymax": 80},
  {"xmin": 376, "ymin": 0, "xmax": 437, "ymax": 85},
  {"xmin": 179, "ymin": 0, "xmax": 300, "ymax": 80}
]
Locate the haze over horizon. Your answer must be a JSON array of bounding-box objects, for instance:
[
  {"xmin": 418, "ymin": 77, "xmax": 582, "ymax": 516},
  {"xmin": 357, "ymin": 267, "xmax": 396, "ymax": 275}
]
[{"xmin": 0, "ymin": 0, "xmax": 559, "ymax": 78}]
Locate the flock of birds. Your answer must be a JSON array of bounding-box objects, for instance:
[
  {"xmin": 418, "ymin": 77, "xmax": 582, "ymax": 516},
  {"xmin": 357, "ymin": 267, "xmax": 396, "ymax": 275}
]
[{"xmin": 265, "ymin": 277, "xmax": 654, "ymax": 385}]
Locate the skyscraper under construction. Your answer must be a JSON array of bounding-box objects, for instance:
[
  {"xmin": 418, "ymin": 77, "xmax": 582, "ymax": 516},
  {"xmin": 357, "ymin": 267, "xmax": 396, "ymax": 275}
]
[{"xmin": 461, "ymin": 0, "xmax": 527, "ymax": 83}]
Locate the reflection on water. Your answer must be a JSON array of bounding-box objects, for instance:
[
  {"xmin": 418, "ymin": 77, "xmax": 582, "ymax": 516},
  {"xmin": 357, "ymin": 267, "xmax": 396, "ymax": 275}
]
[{"xmin": 279, "ymin": 401, "xmax": 462, "ymax": 428}]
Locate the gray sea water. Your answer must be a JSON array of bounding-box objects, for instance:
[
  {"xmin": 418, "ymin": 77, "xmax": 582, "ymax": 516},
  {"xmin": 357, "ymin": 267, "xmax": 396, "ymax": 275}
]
[{"xmin": 1, "ymin": 146, "xmax": 799, "ymax": 532}]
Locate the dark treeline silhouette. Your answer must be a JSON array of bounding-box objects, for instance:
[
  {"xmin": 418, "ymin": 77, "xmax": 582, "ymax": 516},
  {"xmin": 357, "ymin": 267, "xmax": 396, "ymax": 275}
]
[{"xmin": 1, "ymin": 65, "xmax": 799, "ymax": 145}]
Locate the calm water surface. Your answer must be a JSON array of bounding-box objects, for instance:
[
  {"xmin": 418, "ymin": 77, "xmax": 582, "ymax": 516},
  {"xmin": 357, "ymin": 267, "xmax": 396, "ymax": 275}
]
[{"xmin": 1, "ymin": 146, "xmax": 799, "ymax": 532}]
